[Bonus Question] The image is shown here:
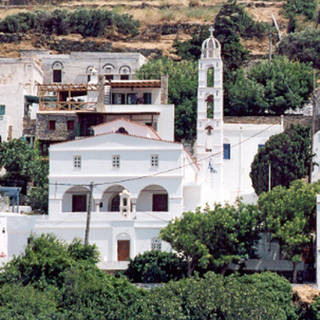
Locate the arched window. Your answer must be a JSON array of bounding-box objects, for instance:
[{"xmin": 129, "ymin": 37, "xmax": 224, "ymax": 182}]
[
  {"xmin": 52, "ymin": 61, "xmax": 63, "ymax": 83},
  {"xmin": 119, "ymin": 65, "xmax": 131, "ymax": 80},
  {"xmin": 206, "ymin": 95, "xmax": 214, "ymax": 119},
  {"xmin": 86, "ymin": 66, "xmax": 96, "ymax": 82},
  {"xmin": 103, "ymin": 64, "xmax": 114, "ymax": 81},
  {"xmin": 207, "ymin": 67, "xmax": 214, "ymax": 87}
]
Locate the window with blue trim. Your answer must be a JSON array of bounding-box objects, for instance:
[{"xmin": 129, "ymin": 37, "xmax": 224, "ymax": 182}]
[{"xmin": 223, "ymin": 144, "xmax": 231, "ymax": 160}]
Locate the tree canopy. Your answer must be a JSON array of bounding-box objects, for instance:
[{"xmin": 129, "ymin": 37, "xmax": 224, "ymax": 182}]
[
  {"xmin": 0, "ymin": 139, "xmax": 48, "ymax": 213},
  {"xmin": 250, "ymin": 124, "xmax": 312, "ymax": 195},
  {"xmin": 160, "ymin": 203, "xmax": 260, "ymax": 276},
  {"xmin": 258, "ymin": 179, "xmax": 320, "ymax": 282},
  {"xmin": 136, "ymin": 57, "xmax": 198, "ymax": 142}
]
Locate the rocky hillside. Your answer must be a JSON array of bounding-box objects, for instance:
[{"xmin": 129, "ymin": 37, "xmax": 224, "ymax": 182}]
[{"xmin": 0, "ymin": 0, "xmax": 299, "ymax": 58}]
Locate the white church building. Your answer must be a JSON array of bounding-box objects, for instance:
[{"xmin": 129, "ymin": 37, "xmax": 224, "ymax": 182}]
[{"xmin": 0, "ymin": 29, "xmax": 283, "ymax": 268}]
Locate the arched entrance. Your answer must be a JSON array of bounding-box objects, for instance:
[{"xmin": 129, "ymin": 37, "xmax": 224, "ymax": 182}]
[
  {"xmin": 137, "ymin": 185, "xmax": 168, "ymax": 212},
  {"xmin": 62, "ymin": 186, "xmax": 91, "ymax": 212},
  {"xmin": 101, "ymin": 185, "xmax": 126, "ymax": 212}
]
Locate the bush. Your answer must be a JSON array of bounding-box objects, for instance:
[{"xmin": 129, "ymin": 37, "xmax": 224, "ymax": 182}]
[
  {"xmin": 129, "ymin": 272, "xmax": 298, "ymax": 320},
  {"xmin": 125, "ymin": 250, "xmax": 188, "ymax": 283},
  {"xmin": 278, "ymin": 29, "xmax": 320, "ymax": 68},
  {"xmin": 0, "ymin": 9, "xmax": 140, "ymax": 38},
  {"xmin": 284, "ymin": 0, "xmax": 316, "ymax": 20}
]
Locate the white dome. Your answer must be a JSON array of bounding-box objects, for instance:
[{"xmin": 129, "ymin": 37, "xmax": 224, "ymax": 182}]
[{"xmin": 201, "ymin": 26, "xmax": 221, "ymax": 59}]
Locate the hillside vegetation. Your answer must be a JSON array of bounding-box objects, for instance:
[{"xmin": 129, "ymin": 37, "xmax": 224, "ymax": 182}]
[{"xmin": 0, "ymin": 0, "xmax": 292, "ymax": 57}]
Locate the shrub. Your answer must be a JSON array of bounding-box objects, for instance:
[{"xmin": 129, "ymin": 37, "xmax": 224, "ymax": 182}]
[
  {"xmin": 278, "ymin": 29, "xmax": 320, "ymax": 68},
  {"xmin": 0, "ymin": 9, "xmax": 140, "ymax": 38},
  {"xmin": 284, "ymin": 0, "xmax": 316, "ymax": 20},
  {"xmin": 125, "ymin": 250, "xmax": 188, "ymax": 283}
]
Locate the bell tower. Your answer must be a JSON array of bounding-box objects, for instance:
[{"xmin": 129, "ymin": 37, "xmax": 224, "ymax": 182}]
[{"xmin": 195, "ymin": 26, "xmax": 224, "ymax": 204}]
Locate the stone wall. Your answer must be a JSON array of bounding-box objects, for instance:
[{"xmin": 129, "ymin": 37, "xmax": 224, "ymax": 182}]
[
  {"xmin": 224, "ymin": 115, "xmax": 313, "ymax": 130},
  {"xmin": 36, "ymin": 113, "xmax": 78, "ymax": 141}
]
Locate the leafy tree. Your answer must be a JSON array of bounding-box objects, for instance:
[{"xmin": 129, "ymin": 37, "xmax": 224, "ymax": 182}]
[
  {"xmin": 250, "ymin": 124, "xmax": 312, "ymax": 195},
  {"xmin": 246, "ymin": 56, "xmax": 313, "ymax": 114},
  {"xmin": 0, "ymin": 283, "xmax": 59, "ymax": 320},
  {"xmin": 258, "ymin": 179, "xmax": 320, "ymax": 282},
  {"xmin": 131, "ymin": 272, "xmax": 298, "ymax": 320},
  {"xmin": 284, "ymin": 0, "xmax": 316, "ymax": 20},
  {"xmin": 125, "ymin": 250, "xmax": 188, "ymax": 283},
  {"xmin": 278, "ymin": 29, "xmax": 320, "ymax": 69},
  {"xmin": 137, "ymin": 57, "xmax": 198, "ymax": 142},
  {"xmin": 160, "ymin": 203, "xmax": 260, "ymax": 276},
  {"xmin": 0, "ymin": 139, "xmax": 48, "ymax": 213},
  {"xmin": 174, "ymin": 1, "xmax": 266, "ymax": 68},
  {"xmin": 0, "ymin": 234, "xmax": 99, "ymax": 288}
]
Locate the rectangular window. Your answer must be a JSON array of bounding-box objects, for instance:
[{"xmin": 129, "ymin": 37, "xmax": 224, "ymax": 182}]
[
  {"xmin": 120, "ymin": 74, "xmax": 129, "ymax": 80},
  {"xmin": 223, "ymin": 144, "xmax": 231, "ymax": 160},
  {"xmin": 143, "ymin": 92, "xmax": 152, "ymax": 104},
  {"xmin": 48, "ymin": 120, "xmax": 56, "ymax": 131},
  {"xmin": 127, "ymin": 93, "xmax": 137, "ymax": 105},
  {"xmin": 151, "ymin": 154, "xmax": 159, "ymax": 168},
  {"xmin": 112, "ymin": 93, "xmax": 125, "ymax": 104},
  {"xmin": 53, "ymin": 69, "xmax": 62, "ymax": 83},
  {"xmin": 0, "ymin": 105, "xmax": 5, "ymax": 116},
  {"xmin": 67, "ymin": 120, "xmax": 75, "ymax": 131},
  {"xmin": 73, "ymin": 155, "xmax": 81, "ymax": 169},
  {"xmin": 112, "ymin": 155, "xmax": 120, "ymax": 168},
  {"xmin": 258, "ymin": 144, "xmax": 265, "ymax": 149},
  {"xmin": 105, "ymin": 74, "xmax": 114, "ymax": 81}
]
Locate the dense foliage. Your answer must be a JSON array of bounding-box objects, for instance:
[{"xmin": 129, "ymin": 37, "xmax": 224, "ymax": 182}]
[
  {"xmin": 137, "ymin": 57, "xmax": 198, "ymax": 142},
  {"xmin": 0, "ymin": 8, "xmax": 139, "ymax": 38},
  {"xmin": 258, "ymin": 179, "xmax": 320, "ymax": 282},
  {"xmin": 226, "ymin": 56, "xmax": 313, "ymax": 115},
  {"xmin": 250, "ymin": 124, "xmax": 312, "ymax": 195},
  {"xmin": 278, "ymin": 29, "xmax": 320, "ymax": 69},
  {"xmin": 125, "ymin": 250, "xmax": 188, "ymax": 283},
  {"xmin": 0, "ymin": 234, "xmax": 299, "ymax": 320},
  {"xmin": 0, "ymin": 139, "xmax": 48, "ymax": 213},
  {"xmin": 284, "ymin": 0, "xmax": 316, "ymax": 20},
  {"xmin": 160, "ymin": 203, "xmax": 260, "ymax": 275},
  {"xmin": 174, "ymin": 1, "xmax": 266, "ymax": 67}
]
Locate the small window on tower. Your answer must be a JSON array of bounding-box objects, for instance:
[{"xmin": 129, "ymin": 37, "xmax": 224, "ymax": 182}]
[{"xmin": 223, "ymin": 144, "xmax": 231, "ymax": 160}]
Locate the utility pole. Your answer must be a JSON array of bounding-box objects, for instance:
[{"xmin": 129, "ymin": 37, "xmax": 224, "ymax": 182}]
[
  {"xmin": 84, "ymin": 182, "xmax": 94, "ymax": 245},
  {"xmin": 268, "ymin": 162, "xmax": 271, "ymax": 192},
  {"xmin": 268, "ymin": 30, "xmax": 272, "ymax": 64},
  {"xmin": 310, "ymin": 70, "xmax": 317, "ymax": 183}
]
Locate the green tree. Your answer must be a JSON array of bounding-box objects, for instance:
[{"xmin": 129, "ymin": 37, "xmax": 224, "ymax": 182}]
[
  {"xmin": 137, "ymin": 57, "xmax": 198, "ymax": 142},
  {"xmin": 160, "ymin": 203, "xmax": 260, "ymax": 276},
  {"xmin": 258, "ymin": 179, "xmax": 320, "ymax": 282},
  {"xmin": 0, "ymin": 234, "xmax": 99, "ymax": 288},
  {"xmin": 250, "ymin": 124, "xmax": 312, "ymax": 195},
  {"xmin": 278, "ymin": 28, "xmax": 320, "ymax": 69},
  {"xmin": 125, "ymin": 250, "xmax": 188, "ymax": 283},
  {"xmin": 246, "ymin": 56, "xmax": 313, "ymax": 114}
]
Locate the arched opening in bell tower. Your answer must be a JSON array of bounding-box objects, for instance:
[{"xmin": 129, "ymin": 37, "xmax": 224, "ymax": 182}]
[
  {"xmin": 206, "ymin": 94, "xmax": 214, "ymax": 119},
  {"xmin": 207, "ymin": 67, "xmax": 214, "ymax": 87}
]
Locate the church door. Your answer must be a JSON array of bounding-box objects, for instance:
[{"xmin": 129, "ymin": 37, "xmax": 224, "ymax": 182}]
[
  {"xmin": 117, "ymin": 240, "xmax": 130, "ymax": 261},
  {"xmin": 152, "ymin": 194, "xmax": 168, "ymax": 211},
  {"xmin": 72, "ymin": 194, "xmax": 87, "ymax": 212}
]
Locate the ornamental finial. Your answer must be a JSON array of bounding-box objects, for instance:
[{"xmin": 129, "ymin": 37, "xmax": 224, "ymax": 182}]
[{"xmin": 209, "ymin": 26, "xmax": 214, "ymax": 37}]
